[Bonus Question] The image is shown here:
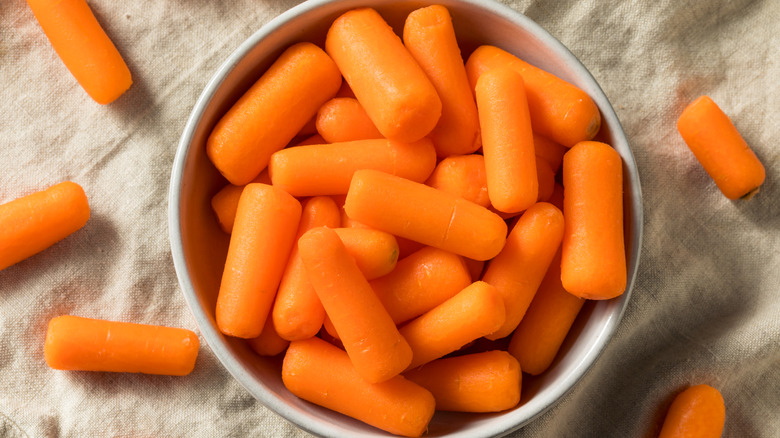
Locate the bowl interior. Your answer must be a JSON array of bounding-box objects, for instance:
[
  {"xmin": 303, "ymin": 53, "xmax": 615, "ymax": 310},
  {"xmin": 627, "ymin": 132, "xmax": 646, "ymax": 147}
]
[{"xmin": 169, "ymin": 0, "xmax": 642, "ymax": 437}]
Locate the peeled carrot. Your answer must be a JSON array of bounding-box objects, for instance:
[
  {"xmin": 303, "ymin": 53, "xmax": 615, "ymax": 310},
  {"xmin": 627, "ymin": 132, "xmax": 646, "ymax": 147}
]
[
  {"xmin": 269, "ymin": 138, "xmax": 437, "ymax": 196},
  {"xmin": 26, "ymin": 0, "xmax": 132, "ymax": 104},
  {"xmin": 481, "ymin": 202, "xmax": 564, "ymax": 340},
  {"xmin": 210, "ymin": 171, "xmax": 271, "ymax": 234},
  {"xmin": 333, "ymin": 228, "xmax": 399, "ymax": 280},
  {"xmin": 466, "ymin": 45, "xmax": 601, "ymax": 147},
  {"xmin": 403, "ymin": 5, "xmax": 481, "ymax": 157},
  {"xmin": 425, "ymin": 154, "xmax": 490, "ymax": 207},
  {"xmin": 464, "ymin": 257, "xmax": 486, "ymax": 281},
  {"xmin": 293, "ymin": 133, "xmax": 326, "ymax": 146},
  {"xmin": 322, "ymin": 314, "xmax": 340, "ymax": 341},
  {"xmin": 345, "ymin": 169, "xmax": 507, "ymax": 261},
  {"xmin": 534, "ymin": 134, "xmax": 567, "ymax": 173},
  {"xmin": 272, "ymin": 196, "xmax": 340, "ymax": 341},
  {"xmin": 371, "ymin": 246, "xmax": 472, "ymax": 324},
  {"xmin": 536, "ymin": 156, "xmax": 555, "ymax": 202},
  {"xmin": 677, "ymin": 95, "xmax": 765, "ymax": 200},
  {"xmin": 216, "ymin": 184, "xmax": 302, "ymax": 338},
  {"xmin": 658, "ymin": 384, "xmax": 726, "ymax": 438},
  {"xmin": 247, "ymin": 312, "xmax": 290, "ymax": 357},
  {"xmin": 44, "ymin": 315, "xmax": 199, "ymax": 376},
  {"xmin": 326, "ymin": 8, "xmax": 442, "ymax": 143},
  {"xmin": 400, "ymin": 281, "xmax": 506, "ymax": 370},
  {"xmin": 315, "ymin": 97, "xmax": 383, "ymax": 143},
  {"xmin": 298, "ymin": 227, "xmax": 412, "ymax": 383},
  {"xmin": 298, "ymin": 115, "xmax": 318, "ymax": 137},
  {"xmin": 507, "ymin": 249, "xmax": 585, "ymax": 375},
  {"xmin": 561, "ymin": 141, "xmax": 626, "ymax": 300},
  {"xmin": 282, "ymin": 337, "xmax": 435, "ymax": 437},
  {"xmin": 207, "ymin": 42, "xmax": 342, "ymax": 185},
  {"xmin": 0, "ymin": 181, "xmax": 90, "ymax": 271},
  {"xmin": 476, "ymin": 66, "xmax": 538, "ymax": 213},
  {"xmin": 396, "ymin": 236, "xmax": 427, "ymax": 260},
  {"xmin": 404, "ymin": 350, "xmax": 521, "ymax": 412}
]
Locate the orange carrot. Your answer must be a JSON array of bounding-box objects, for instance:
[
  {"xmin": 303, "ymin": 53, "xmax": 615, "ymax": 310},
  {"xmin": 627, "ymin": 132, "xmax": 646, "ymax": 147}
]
[
  {"xmin": 404, "ymin": 350, "xmax": 521, "ymax": 412},
  {"xmin": 476, "ymin": 66, "xmax": 538, "ymax": 213},
  {"xmin": 26, "ymin": 0, "xmax": 132, "ymax": 104},
  {"xmin": 269, "ymin": 138, "xmax": 437, "ymax": 196},
  {"xmin": 658, "ymin": 384, "xmax": 725, "ymax": 438},
  {"xmin": 210, "ymin": 171, "xmax": 271, "ymax": 234},
  {"xmin": 44, "ymin": 315, "xmax": 199, "ymax": 376},
  {"xmin": 561, "ymin": 141, "xmax": 626, "ymax": 300},
  {"xmin": 677, "ymin": 95, "xmax": 765, "ymax": 200},
  {"xmin": 425, "ymin": 154, "xmax": 490, "ymax": 207},
  {"xmin": 507, "ymin": 249, "xmax": 585, "ymax": 375},
  {"xmin": 335, "ymin": 80, "xmax": 356, "ymax": 98},
  {"xmin": 322, "ymin": 314, "xmax": 340, "ymax": 341},
  {"xmin": 293, "ymin": 133, "xmax": 326, "ymax": 146},
  {"xmin": 272, "ymin": 196, "xmax": 340, "ymax": 341},
  {"xmin": 216, "ymin": 184, "xmax": 301, "ymax": 338},
  {"xmin": 466, "ymin": 45, "xmax": 601, "ymax": 147},
  {"xmin": 464, "ymin": 257, "xmax": 485, "ymax": 281},
  {"xmin": 481, "ymin": 202, "xmax": 564, "ymax": 340},
  {"xmin": 326, "ymin": 8, "xmax": 442, "ymax": 143},
  {"xmin": 298, "ymin": 227, "xmax": 412, "ymax": 382},
  {"xmin": 400, "ymin": 281, "xmax": 505, "ymax": 370},
  {"xmin": 403, "ymin": 5, "xmax": 481, "ymax": 157},
  {"xmin": 371, "ymin": 246, "xmax": 472, "ymax": 324},
  {"xmin": 247, "ymin": 312, "xmax": 290, "ymax": 356},
  {"xmin": 315, "ymin": 97, "xmax": 383, "ymax": 143},
  {"xmin": 298, "ymin": 115, "xmax": 318, "ymax": 137},
  {"xmin": 333, "ymin": 228, "xmax": 399, "ymax": 280},
  {"xmin": 396, "ymin": 236, "xmax": 427, "ymax": 260},
  {"xmin": 536, "ymin": 156, "xmax": 555, "ymax": 202},
  {"xmin": 534, "ymin": 134, "xmax": 567, "ymax": 173},
  {"xmin": 0, "ymin": 181, "xmax": 90, "ymax": 271},
  {"xmin": 345, "ymin": 169, "xmax": 507, "ymax": 261},
  {"xmin": 207, "ymin": 42, "xmax": 342, "ymax": 185},
  {"xmin": 282, "ymin": 337, "xmax": 435, "ymax": 437}
]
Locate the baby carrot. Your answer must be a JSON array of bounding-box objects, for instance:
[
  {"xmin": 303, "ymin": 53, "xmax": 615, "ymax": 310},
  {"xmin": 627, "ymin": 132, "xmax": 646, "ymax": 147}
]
[
  {"xmin": 272, "ymin": 196, "xmax": 340, "ymax": 341},
  {"xmin": 677, "ymin": 95, "xmax": 765, "ymax": 200},
  {"xmin": 464, "ymin": 257, "xmax": 486, "ymax": 281},
  {"xmin": 247, "ymin": 312, "xmax": 290, "ymax": 357},
  {"xmin": 216, "ymin": 184, "xmax": 301, "ymax": 339},
  {"xmin": 207, "ymin": 42, "xmax": 342, "ymax": 185},
  {"xmin": 466, "ymin": 45, "xmax": 601, "ymax": 147},
  {"xmin": 536, "ymin": 157, "xmax": 555, "ymax": 202},
  {"xmin": 400, "ymin": 281, "xmax": 506, "ymax": 370},
  {"xmin": 282, "ymin": 337, "xmax": 435, "ymax": 437},
  {"xmin": 326, "ymin": 8, "xmax": 442, "ymax": 143},
  {"xmin": 658, "ymin": 384, "xmax": 725, "ymax": 438},
  {"xmin": 333, "ymin": 228, "xmax": 399, "ymax": 280},
  {"xmin": 298, "ymin": 227, "xmax": 412, "ymax": 383},
  {"xmin": 404, "ymin": 350, "xmax": 521, "ymax": 412},
  {"xmin": 561, "ymin": 141, "xmax": 626, "ymax": 300},
  {"xmin": 476, "ymin": 66, "xmax": 538, "ymax": 214},
  {"xmin": 26, "ymin": 0, "xmax": 132, "ymax": 104},
  {"xmin": 403, "ymin": 5, "xmax": 481, "ymax": 157},
  {"xmin": 371, "ymin": 246, "xmax": 472, "ymax": 324},
  {"xmin": 534, "ymin": 134, "xmax": 567, "ymax": 173},
  {"xmin": 44, "ymin": 315, "xmax": 199, "ymax": 376},
  {"xmin": 396, "ymin": 236, "xmax": 427, "ymax": 260},
  {"xmin": 0, "ymin": 181, "xmax": 90, "ymax": 271},
  {"xmin": 293, "ymin": 133, "xmax": 326, "ymax": 146},
  {"xmin": 210, "ymin": 171, "xmax": 271, "ymax": 234},
  {"xmin": 482, "ymin": 202, "xmax": 564, "ymax": 340},
  {"xmin": 269, "ymin": 138, "xmax": 437, "ymax": 197},
  {"xmin": 507, "ymin": 249, "xmax": 585, "ymax": 375},
  {"xmin": 315, "ymin": 97, "xmax": 383, "ymax": 143},
  {"xmin": 345, "ymin": 169, "xmax": 507, "ymax": 261},
  {"xmin": 425, "ymin": 154, "xmax": 490, "ymax": 208}
]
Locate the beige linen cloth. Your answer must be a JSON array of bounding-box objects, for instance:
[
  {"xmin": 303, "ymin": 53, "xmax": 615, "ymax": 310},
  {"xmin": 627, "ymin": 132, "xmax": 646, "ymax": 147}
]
[{"xmin": 1, "ymin": 0, "xmax": 778, "ymax": 436}]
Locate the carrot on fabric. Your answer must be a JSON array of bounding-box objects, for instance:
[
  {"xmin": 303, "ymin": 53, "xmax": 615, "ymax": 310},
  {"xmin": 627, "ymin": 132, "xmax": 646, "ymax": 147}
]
[
  {"xmin": 26, "ymin": 0, "xmax": 132, "ymax": 104},
  {"xmin": 272, "ymin": 196, "xmax": 340, "ymax": 341},
  {"xmin": 425, "ymin": 154, "xmax": 490, "ymax": 207},
  {"xmin": 210, "ymin": 171, "xmax": 271, "ymax": 234},
  {"xmin": 44, "ymin": 315, "xmax": 199, "ymax": 376},
  {"xmin": 536, "ymin": 157, "xmax": 555, "ymax": 202},
  {"xmin": 315, "ymin": 97, "xmax": 383, "ymax": 143},
  {"xmin": 247, "ymin": 311, "xmax": 290, "ymax": 356},
  {"xmin": 298, "ymin": 227, "xmax": 412, "ymax": 383},
  {"xmin": 326, "ymin": 8, "xmax": 442, "ymax": 143},
  {"xmin": 282, "ymin": 337, "xmax": 435, "ymax": 437},
  {"xmin": 371, "ymin": 246, "xmax": 472, "ymax": 324},
  {"xmin": 345, "ymin": 169, "xmax": 507, "ymax": 261},
  {"xmin": 333, "ymin": 228, "xmax": 399, "ymax": 280},
  {"xmin": 534, "ymin": 134, "xmax": 567, "ymax": 173},
  {"xmin": 400, "ymin": 281, "xmax": 505, "ymax": 370},
  {"xmin": 404, "ymin": 350, "xmax": 521, "ymax": 412},
  {"xmin": 677, "ymin": 95, "xmax": 765, "ymax": 200},
  {"xmin": 216, "ymin": 184, "xmax": 301, "ymax": 339},
  {"xmin": 403, "ymin": 5, "xmax": 481, "ymax": 157},
  {"xmin": 207, "ymin": 42, "xmax": 342, "ymax": 185},
  {"xmin": 658, "ymin": 384, "xmax": 725, "ymax": 438},
  {"xmin": 507, "ymin": 249, "xmax": 585, "ymax": 375},
  {"xmin": 482, "ymin": 202, "xmax": 564, "ymax": 340},
  {"xmin": 269, "ymin": 138, "xmax": 437, "ymax": 197},
  {"xmin": 476, "ymin": 66, "xmax": 538, "ymax": 213},
  {"xmin": 0, "ymin": 181, "xmax": 90, "ymax": 271},
  {"xmin": 561, "ymin": 141, "xmax": 626, "ymax": 300},
  {"xmin": 466, "ymin": 45, "xmax": 601, "ymax": 147}
]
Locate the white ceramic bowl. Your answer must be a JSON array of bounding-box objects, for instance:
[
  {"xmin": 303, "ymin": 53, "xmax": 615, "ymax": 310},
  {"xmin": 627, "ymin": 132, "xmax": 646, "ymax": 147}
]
[{"xmin": 169, "ymin": 1, "xmax": 643, "ymax": 436}]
